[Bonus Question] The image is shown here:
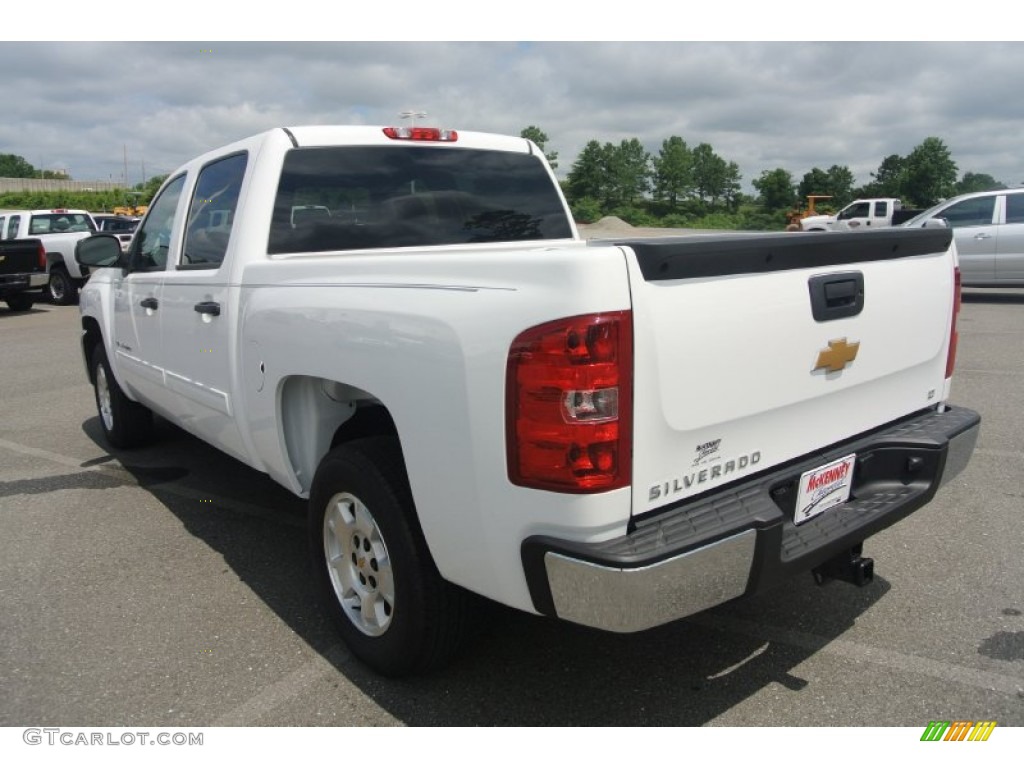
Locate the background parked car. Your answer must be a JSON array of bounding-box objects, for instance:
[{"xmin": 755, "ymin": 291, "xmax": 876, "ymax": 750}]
[
  {"xmin": 92, "ymin": 214, "xmax": 140, "ymax": 253},
  {"xmin": 903, "ymin": 187, "xmax": 1024, "ymax": 286}
]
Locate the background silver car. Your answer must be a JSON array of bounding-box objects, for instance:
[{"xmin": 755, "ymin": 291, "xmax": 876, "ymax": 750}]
[{"xmin": 903, "ymin": 188, "xmax": 1024, "ymax": 286}]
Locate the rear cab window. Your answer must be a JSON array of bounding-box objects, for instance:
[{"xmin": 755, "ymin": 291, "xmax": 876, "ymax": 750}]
[
  {"xmin": 29, "ymin": 212, "xmax": 95, "ymax": 235},
  {"xmin": 268, "ymin": 146, "xmax": 572, "ymax": 255}
]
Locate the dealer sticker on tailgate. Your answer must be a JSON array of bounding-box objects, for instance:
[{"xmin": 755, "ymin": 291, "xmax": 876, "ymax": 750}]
[{"xmin": 794, "ymin": 454, "xmax": 856, "ymax": 525}]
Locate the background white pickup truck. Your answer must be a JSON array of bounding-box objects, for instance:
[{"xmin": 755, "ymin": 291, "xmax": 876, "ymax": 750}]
[
  {"xmin": 75, "ymin": 125, "xmax": 980, "ymax": 676},
  {"xmin": 0, "ymin": 208, "xmax": 97, "ymax": 304},
  {"xmin": 801, "ymin": 197, "xmax": 921, "ymax": 231}
]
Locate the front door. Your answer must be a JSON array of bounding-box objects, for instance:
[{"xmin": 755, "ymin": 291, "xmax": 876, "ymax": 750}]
[{"xmin": 111, "ymin": 175, "xmax": 187, "ymax": 407}]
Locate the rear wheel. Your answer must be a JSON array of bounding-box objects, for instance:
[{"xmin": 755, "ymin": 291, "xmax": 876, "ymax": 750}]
[
  {"xmin": 5, "ymin": 293, "xmax": 33, "ymax": 311},
  {"xmin": 48, "ymin": 267, "xmax": 78, "ymax": 305},
  {"xmin": 90, "ymin": 345, "xmax": 154, "ymax": 449},
  {"xmin": 309, "ymin": 437, "xmax": 472, "ymax": 676}
]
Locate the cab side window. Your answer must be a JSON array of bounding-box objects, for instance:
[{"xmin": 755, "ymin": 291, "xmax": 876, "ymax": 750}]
[
  {"xmin": 839, "ymin": 202, "xmax": 870, "ymax": 220},
  {"xmin": 181, "ymin": 152, "xmax": 248, "ymax": 269},
  {"xmin": 130, "ymin": 175, "xmax": 186, "ymax": 272},
  {"xmin": 7, "ymin": 216, "xmax": 20, "ymax": 239}
]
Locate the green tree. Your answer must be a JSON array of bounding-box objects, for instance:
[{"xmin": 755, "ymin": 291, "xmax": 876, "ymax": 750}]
[
  {"xmin": 520, "ymin": 126, "xmax": 558, "ymax": 170},
  {"xmin": 566, "ymin": 140, "xmax": 611, "ymax": 207},
  {"xmin": 691, "ymin": 143, "xmax": 730, "ymax": 206},
  {"xmin": 955, "ymin": 172, "xmax": 1006, "ymax": 195},
  {"xmin": 606, "ymin": 138, "xmax": 650, "ymax": 208},
  {"xmin": 0, "ymin": 153, "xmax": 39, "ymax": 178},
  {"xmin": 721, "ymin": 161, "xmax": 743, "ymax": 211},
  {"xmin": 753, "ymin": 168, "xmax": 797, "ymax": 211},
  {"xmin": 134, "ymin": 174, "xmax": 169, "ymax": 204},
  {"xmin": 863, "ymin": 154, "xmax": 906, "ymax": 198},
  {"xmin": 903, "ymin": 137, "xmax": 958, "ymax": 207},
  {"xmin": 825, "ymin": 165, "xmax": 855, "ymax": 205},
  {"xmin": 797, "ymin": 167, "xmax": 831, "ymax": 199},
  {"xmin": 652, "ymin": 136, "xmax": 693, "ymax": 208},
  {"xmin": 800, "ymin": 165, "xmax": 855, "ymax": 206}
]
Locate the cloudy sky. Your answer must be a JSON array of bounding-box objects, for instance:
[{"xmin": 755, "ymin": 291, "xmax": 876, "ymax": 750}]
[{"xmin": 2, "ymin": 29, "xmax": 1021, "ymax": 193}]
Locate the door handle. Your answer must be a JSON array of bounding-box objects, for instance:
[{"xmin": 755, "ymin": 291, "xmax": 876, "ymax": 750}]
[
  {"xmin": 194, "ymin": 301, "xmax": 221, "ymax": 317},
  {"xmin": 808, "ymin": 272, "xmax": 865, "ymax": 322},
  {"xmin": 140, "ymin": 297, "xmax": 159, "ymax": 310},
  {"xmin": 973, "ymin": 233, "xmax": 992, "ymax": 240}
]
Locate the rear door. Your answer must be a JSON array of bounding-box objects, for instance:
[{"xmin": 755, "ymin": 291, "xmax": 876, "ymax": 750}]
[
  {"xmin": 996, "ymin": 192, "xmax": 1024, "ymax": 282},
  {"xmin": 158, "ymin": 151, "xmax": 248, "ymax": 460},
  {"xmin": 622, "ymin": 229, "xmax": 956, "ymax": 515},
  {"xmin": 941, "ymin": 193, "xmax": 998, "ymax": 284}
]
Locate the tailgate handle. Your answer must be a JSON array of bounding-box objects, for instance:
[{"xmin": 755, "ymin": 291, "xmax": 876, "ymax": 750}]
[{"xmin": 809, "ymin": 272, "xmax": 864, "ymax": 322}]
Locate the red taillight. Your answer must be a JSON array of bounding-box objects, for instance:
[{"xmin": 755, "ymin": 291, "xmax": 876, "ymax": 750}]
[
  {"xmin": 945, "ymin": 266, "xmax": 961, "ymax": 378},
  {"xmin": 382, "ymin": 126, "xmax": 458, "ymax": 142},
  {"xmin": 506, "ymin": 312, "xmax": 632, "ymax": 493},
  {"xmin": 37, "ymin": 242, "xmax": 46, "ymax": 271}
]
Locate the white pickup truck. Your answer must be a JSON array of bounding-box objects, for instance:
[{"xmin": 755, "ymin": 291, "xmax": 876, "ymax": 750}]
[
  {"xmin": 0, "ymin": 208, "xmax": 97, "ymax": 304},
  {"xmin": 801, "ymin": 198, "xmax": 921, "ymax": 232},
  {"xmin": 74, "ymin": 125, "xmax": 980, "ymax": 676}
]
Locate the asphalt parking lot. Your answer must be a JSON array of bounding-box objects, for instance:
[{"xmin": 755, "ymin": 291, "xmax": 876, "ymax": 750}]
[{"xmin": 1, "ymin": 291, "xmax": 1022, "ymax": 727}]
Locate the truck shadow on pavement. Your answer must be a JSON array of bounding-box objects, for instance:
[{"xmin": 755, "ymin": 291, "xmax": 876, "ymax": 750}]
[{"xmin": 84, "ymin": 416, "xmax": 891, "ymax": 727}]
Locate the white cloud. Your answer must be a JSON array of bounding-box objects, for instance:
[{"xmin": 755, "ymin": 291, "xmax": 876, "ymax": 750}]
[{"xmin": 1, "ymin": 41, "xmax": 1022, "ymax": 190}]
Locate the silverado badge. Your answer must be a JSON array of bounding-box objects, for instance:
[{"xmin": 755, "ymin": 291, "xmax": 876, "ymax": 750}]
[{"xmin": 813, "ymin": 338, "xmax": 860, "ymax": 374}]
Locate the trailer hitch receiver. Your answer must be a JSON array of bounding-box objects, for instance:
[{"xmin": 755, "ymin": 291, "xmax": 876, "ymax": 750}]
[{"xmin": 812, "ymin": 543, "xmax": 874, "ymax": 587}]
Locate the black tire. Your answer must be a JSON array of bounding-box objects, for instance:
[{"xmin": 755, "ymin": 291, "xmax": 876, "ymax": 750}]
[
  {"xmin": 5, "ymin": 293, "xmax": 33, "ymax": 312},
  {"xmin": 90, "ymin": 345, "xmax": 154, "ymax": 449},
  {"xmin": 48, "ymin": 267, "xmax": 78, "ymax": 305},
  {"xmin": 309, "ymin": 436, "xmax": 472, "ymax": 676}
]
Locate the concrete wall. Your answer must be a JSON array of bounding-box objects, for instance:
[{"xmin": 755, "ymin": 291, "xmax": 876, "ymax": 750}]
[{"xmin": 0, "ymin": 177, "xmax": 127, "ymax": 193}]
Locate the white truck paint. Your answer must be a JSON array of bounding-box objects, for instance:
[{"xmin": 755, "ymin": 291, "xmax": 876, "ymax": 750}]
[{"xmin": 75, "ymin": 125, "xmax": 980, "ymax": 675}]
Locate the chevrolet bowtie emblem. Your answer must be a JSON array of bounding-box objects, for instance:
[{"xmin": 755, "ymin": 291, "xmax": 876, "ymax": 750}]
[{"xmin": 813, "ymin": 338, "xmax": 860, "ymax": 373}]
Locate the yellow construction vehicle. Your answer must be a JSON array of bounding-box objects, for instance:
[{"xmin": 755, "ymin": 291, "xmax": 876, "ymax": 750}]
[
  {"xmin": 785, "ymin": 195, "xmax": 832, "ymax": 231},
  {"xmin": 112, "ymin": 205, "xmax": 148, "ymax": 217}
]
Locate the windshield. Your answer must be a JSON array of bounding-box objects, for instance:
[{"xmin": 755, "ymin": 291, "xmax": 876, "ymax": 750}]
[{"xmin": 268, "ymin": 146, "xmax": 572, "ymax": 255}]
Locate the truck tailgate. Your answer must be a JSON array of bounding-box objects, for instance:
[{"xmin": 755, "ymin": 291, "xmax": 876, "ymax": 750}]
[{"xmin": 617, "ymin": 228, "xmax": 957, "ymax": 516}]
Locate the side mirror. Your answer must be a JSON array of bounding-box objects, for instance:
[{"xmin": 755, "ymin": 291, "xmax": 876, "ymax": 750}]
[
  {"xmin": 75, "ymin": 234, "xmax": 125, "ymax": 269},
  {"xmin": 923, "ymin": 217, "xmax": 949, "ymax": 229}
]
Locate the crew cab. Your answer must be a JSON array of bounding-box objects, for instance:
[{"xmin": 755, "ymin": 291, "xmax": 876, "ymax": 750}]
[
  {"xmin": 801, "ymin": 198, "xmax": 921, "ymax": 231},
  {"xmin": 0, "ymin": 209, "xmax": 96, "ymax": 304},
  {"xmin": 74, "ymin": 125, "xmax": 980, "ymax": 676}
]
